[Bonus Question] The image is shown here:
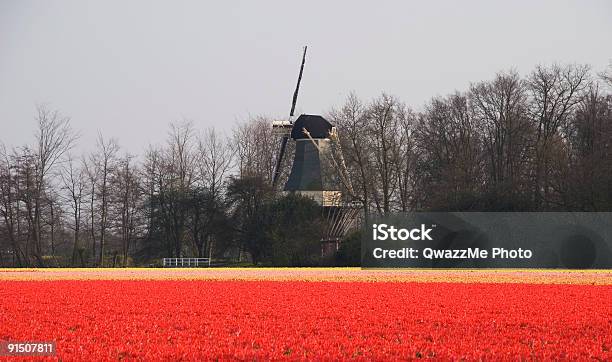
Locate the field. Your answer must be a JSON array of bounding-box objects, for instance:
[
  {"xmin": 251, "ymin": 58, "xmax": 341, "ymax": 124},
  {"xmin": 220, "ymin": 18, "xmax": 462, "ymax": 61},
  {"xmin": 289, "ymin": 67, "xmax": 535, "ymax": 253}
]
[{"xmin": 0, "ymin": 268, "xmax": 611, "ymax": 360}]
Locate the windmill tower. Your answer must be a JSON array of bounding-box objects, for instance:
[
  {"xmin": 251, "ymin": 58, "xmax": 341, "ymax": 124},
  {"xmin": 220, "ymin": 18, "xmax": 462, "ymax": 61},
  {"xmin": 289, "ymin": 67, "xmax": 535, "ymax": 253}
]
[{"xmin": 272, "ymin": 47, "xmax": 360, "ymax": 254}]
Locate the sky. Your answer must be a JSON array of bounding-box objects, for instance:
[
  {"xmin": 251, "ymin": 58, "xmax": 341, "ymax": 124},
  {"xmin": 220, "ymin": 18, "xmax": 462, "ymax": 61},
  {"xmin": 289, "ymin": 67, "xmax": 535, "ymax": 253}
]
[{"xmin": 1, "ymin": 0, "xmax": 611, "ymax": 155}]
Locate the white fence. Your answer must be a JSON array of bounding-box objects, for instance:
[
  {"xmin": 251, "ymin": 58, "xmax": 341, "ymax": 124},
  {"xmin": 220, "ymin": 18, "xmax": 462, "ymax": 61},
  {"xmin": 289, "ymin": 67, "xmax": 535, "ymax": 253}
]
[{"xmin": 162, "ymin": 258, "xmax": 211, "ymax": 267}]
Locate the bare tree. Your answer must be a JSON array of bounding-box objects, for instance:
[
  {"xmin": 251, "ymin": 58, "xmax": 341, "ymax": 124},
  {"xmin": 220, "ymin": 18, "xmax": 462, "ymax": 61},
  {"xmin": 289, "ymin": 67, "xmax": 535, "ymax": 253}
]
[
  {"xmin": 199, "ymin": 128, "xmax": 234, "ymax": 197},
  {"xmin": 365, "ymin": 93, "xmax": 405, "ymax": 213},
  {"xmin": 563, "ymin": 85, "xmax": 612, "ymax": 210},
  {"xmin": 83, "ymin": 155, "xmax": 98, "ymax": 265},
  {"xmin": 60, "ymin": 154, "xmax": 86, "ymax": 266},
  {"xmin": 414, "ymin": 92, "xmax": 483, "ymax": 210},
  {"xmin": 0, "ymin": 144, "xmax": 27, "ymax": 265},
  {"xmin": 527, "ymin": 64, "xmax": 590, "ymax": 208},
  {"xmin": 330, "ymin": 93, "xmax": 374, "ymax": 213},
  {"xmin": 471, "ymin": 71, "xmax": 531, "ymax": 208},
  {"xmin": 600, "ymin": 61, "xmax": 612, "ymax": 87},
  {"xmin": 14, "ymin": 148, "xmax": 37, "ymax": 264},
  {"xmin": 156, "ymin": 122, "xmax": 198, "ymax": 258},
  {"xmin": 30, "ymin": 106, "xmax": 76, "ymax": 265},
  {"xmin": 233, "ymin": 116, "xmax": 279, "ymax": 182},
  {"xmin": 394, "ymin": 109, "xmax": 418, "ymax": 212},
  {"xmin": 112, "ymin": 154, "xmax": 142, "ymax": 266},
  {"xmin": 91, "ymin": 134, "xmax": 119, "ymax": 266},
  {"xmin": 42, "ymin": 192, "xmax": 65, "ymax": 265},
  {"xmin": 141, "ymin": 146, "xmax": 161, "ymax": 249},
  {"xmin": 190, "ymin": 128, "xmax": 234, "ymax": 258}
]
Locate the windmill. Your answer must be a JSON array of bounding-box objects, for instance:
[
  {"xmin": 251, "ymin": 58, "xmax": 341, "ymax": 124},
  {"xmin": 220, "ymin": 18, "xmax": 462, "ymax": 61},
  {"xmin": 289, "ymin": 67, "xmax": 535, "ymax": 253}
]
[{"xmin": 272, "ymin": 46, "xmax": 361, "ymax": 254}]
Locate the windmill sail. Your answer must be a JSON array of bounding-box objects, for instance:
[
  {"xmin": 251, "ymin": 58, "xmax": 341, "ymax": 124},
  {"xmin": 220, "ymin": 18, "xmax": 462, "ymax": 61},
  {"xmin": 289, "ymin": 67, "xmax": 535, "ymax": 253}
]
[{"xmin": 272, "ymin": 46, "xmax": 307, "ymax": 187}]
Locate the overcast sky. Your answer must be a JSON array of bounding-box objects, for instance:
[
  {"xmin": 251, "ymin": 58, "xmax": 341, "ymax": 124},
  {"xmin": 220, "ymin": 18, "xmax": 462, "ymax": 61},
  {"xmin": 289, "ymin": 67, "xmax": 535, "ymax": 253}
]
[{"xmin": 1, "ymin": 0, "xmax": 611, "ymax": 154}]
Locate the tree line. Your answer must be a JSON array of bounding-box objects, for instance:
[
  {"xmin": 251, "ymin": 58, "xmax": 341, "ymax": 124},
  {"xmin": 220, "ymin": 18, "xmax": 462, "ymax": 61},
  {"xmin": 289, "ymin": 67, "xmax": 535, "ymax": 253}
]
[
  {"xmin": 333, "ymin": 63, "xmax": 612, "ymax": 213},
  {"xmin": 1, "ymin": 62, "xmax": 611, "ymax": 267}
]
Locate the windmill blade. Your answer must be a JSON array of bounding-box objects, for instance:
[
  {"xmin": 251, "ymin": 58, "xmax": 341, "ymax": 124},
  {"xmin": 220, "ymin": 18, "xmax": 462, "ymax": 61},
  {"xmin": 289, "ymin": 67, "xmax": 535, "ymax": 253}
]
[
  {"xmin": 290, "ymin": 46, "xmax": 307, "ymax": 117},
  {"xmin": 272, "ymin": 46, "xmax": 308, "ymax": 188},
  {"xmin": 272, "ymin": 136, "xmax": 289, "ymax": 187}
]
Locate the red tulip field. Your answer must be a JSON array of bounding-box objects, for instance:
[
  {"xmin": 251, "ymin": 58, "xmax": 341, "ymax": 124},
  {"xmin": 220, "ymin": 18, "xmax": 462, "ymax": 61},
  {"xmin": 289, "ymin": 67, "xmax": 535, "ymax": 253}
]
[{"xmin": 0, "ymin": 268, "xmax": 611, "ymax": 360}]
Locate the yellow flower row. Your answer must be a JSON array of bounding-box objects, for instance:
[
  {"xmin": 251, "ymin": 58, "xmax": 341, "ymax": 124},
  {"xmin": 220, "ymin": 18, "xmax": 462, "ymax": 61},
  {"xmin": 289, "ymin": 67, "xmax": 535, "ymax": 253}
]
[{"xmin": 0, "ymin": 267, "xmax": 611, "ymax": 284}]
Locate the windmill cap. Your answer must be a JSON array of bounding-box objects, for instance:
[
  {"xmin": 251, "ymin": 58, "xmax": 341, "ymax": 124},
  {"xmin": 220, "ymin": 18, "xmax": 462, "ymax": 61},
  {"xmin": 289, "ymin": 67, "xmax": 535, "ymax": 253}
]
[{"xmin": 291, "ymin": 114, "xmax": 333, "ymax": 140}]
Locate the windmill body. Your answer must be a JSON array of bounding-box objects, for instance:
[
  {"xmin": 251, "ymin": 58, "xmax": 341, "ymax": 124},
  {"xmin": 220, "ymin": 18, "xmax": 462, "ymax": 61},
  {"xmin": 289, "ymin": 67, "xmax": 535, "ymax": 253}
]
[{"xmin": 284, "ymin": 114, "xmax": 342, "ymax": 207}]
